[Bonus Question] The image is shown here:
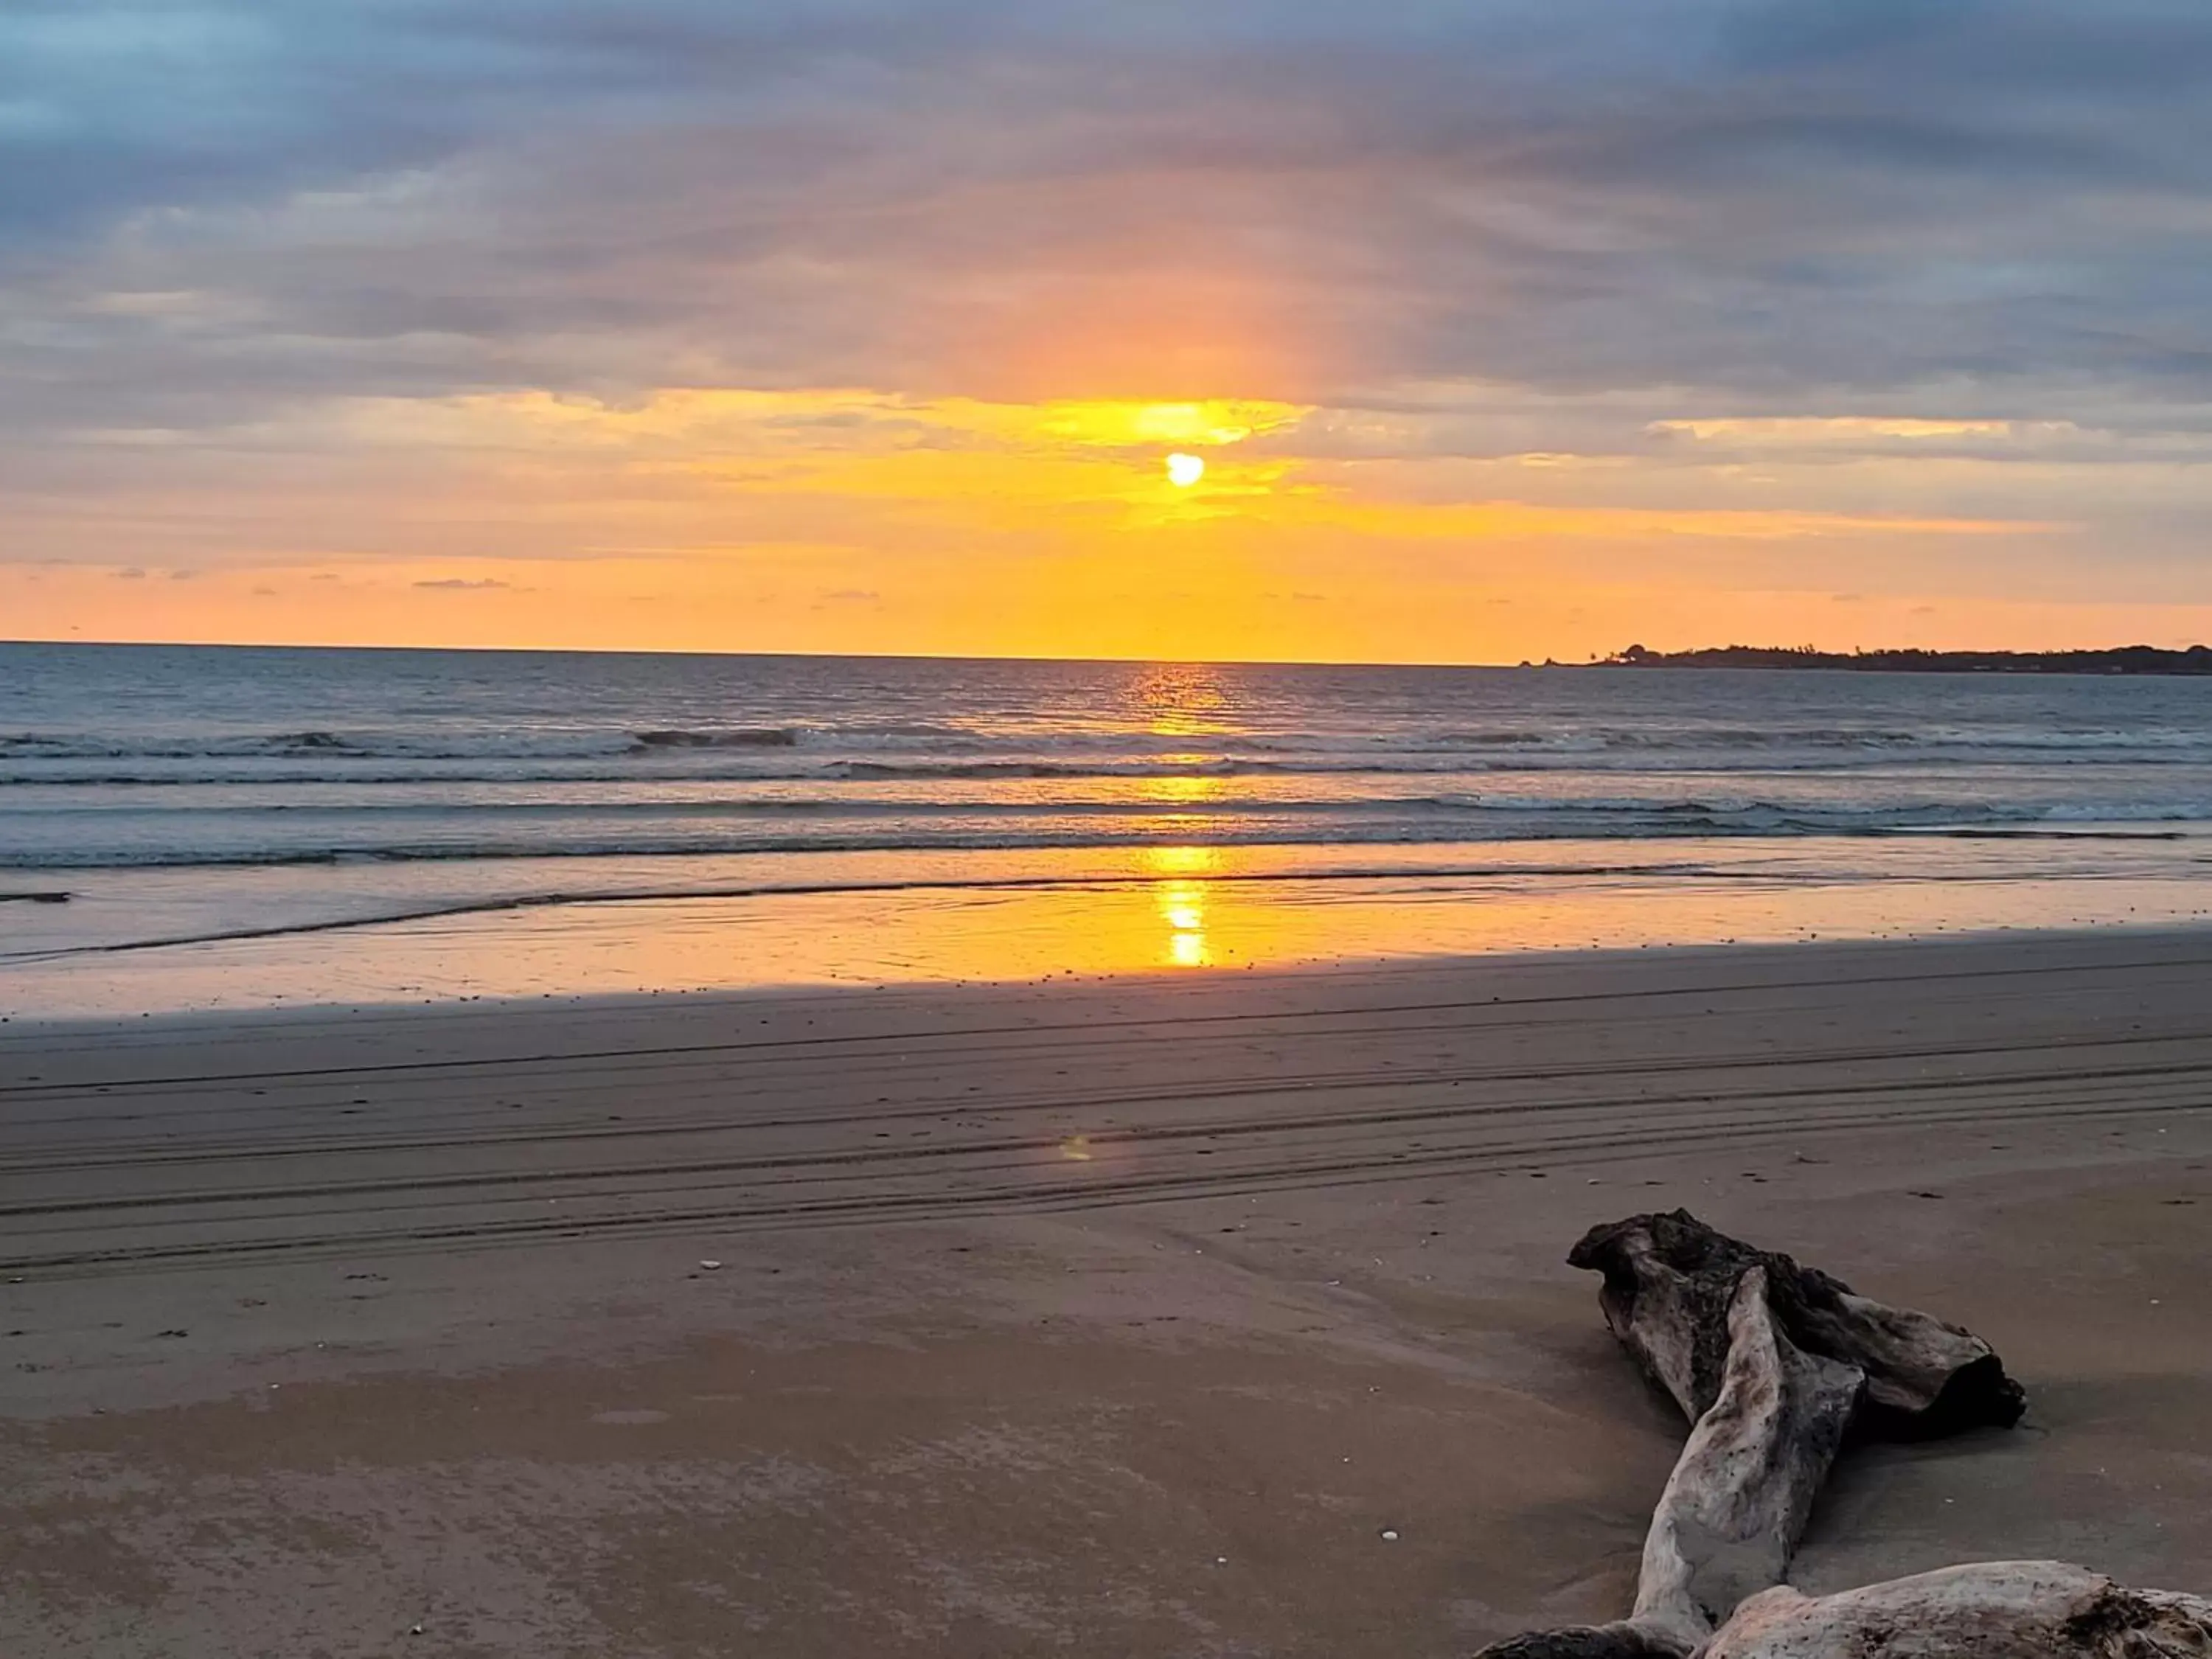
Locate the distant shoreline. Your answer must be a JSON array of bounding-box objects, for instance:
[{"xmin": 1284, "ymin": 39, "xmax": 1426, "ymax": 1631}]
[{"xmin": 1596, "ymin": 644, "xmax": 2212, "ymax": 676}]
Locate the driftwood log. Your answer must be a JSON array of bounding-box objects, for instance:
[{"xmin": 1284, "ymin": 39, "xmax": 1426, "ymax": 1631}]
[
  {"xmin": 1478, "ymin": 1256, "xmax": 1866, "ymax": 1659},
  {"xmin": 1475, "ymin": 1213, "xmax": 2208, "ymax": 1658},
  {"xmin": 1567, "ymin": 1211, "xmax": 2023, "ymax": 1437},
  {"xmin": 1627, "ymin": 1268, "xmax": 1861, "ymax": 1650},
  {"xmin": 1704, "ymin": 1563, "xmax": 2212, "ymax": 1658}
]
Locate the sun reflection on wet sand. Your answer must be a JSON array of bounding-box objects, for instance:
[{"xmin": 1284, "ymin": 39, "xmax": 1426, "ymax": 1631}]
[
  {"xmin": 14, "ymin": 835, "xmax": 2212, "ymax": 1020},
  {"xmin": 1143, "ymin": 846, "xmax": 1222, "ymax": 967},
  {"xmin": 1161, "ymin": 883, "xmax": 1211, "ymax": 967}
]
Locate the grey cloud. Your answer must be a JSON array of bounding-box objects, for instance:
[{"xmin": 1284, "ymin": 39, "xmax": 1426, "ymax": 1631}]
[
  {"xmin": 6, "ymin": 0, "xmax": 2212, "ymax": 451},
  {"xmin": 413, "ymin": 577, "xmax": 513, "ymax": 591}
]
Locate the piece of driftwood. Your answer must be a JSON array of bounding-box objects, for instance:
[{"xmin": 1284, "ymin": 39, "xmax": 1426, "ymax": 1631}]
[
  {"xmin": 1472, "ymin": 1626, "xmax": 1688, "ymax": 1658},
  {"xmin": 1475, "ymin": 1217, "xmax": 2212, "ymax": 1658},
  {"xmin": 1702, "ymin": 1562, "xmax": 2212, "ymax": 1658},
  {"xmin": 1567, "ymin": 1211, "xmax": 2025, "ymax": 1436},
  {"xmin": 1629, "ymin": 1268, "xmax": 1863, "ymax": 1650},
  {"xmin": 1473, "ymin": 1213, "xmax": 2065, "ymax": 1659},
  {"xmin": 1481, "ymin": 1564, "xmax": 2212, "ymax": 1659},
  {"xmin": 1477, "ymin": 1267, "xmax": 1864, "ymax": 1659}
]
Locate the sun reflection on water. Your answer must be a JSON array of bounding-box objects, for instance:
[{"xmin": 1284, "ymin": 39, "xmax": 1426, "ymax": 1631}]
[
  {"xmin": 1141, "ymin": 766, "xmax": 1227, "ymax": 806},
  {"xmin": 1146, "ymin": 845, "xmax": 1224, "ymax": 877},
  {"xmin": 1130, "ymin": 661, "xmax": 1232, "ymax": 740}
]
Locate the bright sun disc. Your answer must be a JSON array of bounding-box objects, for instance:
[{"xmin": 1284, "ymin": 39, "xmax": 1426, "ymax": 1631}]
[{"xmin": 1165, "ymin": 453, "xmax": 1206, "ymax": 487}]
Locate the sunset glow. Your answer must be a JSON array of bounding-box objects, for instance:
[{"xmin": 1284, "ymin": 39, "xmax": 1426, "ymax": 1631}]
[{"xmin": 7, "ymin": 4, "xmax": 2212, "ymax": 661}]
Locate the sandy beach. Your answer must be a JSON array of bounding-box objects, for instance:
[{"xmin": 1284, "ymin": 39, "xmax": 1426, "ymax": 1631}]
[{"xmin": 7, "ymin": 930, "xmax": 2212, "ymax": 1656}]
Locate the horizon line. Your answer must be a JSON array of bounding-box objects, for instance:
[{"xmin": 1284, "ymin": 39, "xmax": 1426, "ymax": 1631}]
[{"xmin": 6, "ymin": 636, "xmax": 2211, "ymax": 673}]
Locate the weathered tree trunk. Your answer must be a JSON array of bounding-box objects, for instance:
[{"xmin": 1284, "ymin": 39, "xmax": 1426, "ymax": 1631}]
[
  {"xmin": 1629, "ymin": 1268, "xmax": 1863, "ymax": 1652},
  {"xmin": 1483, "ymin": 1562, "xmax": 2212, "ymax": 1658},
  {"xmin": 1473, "ymin": 1215, "xmax": 2212, "ymax": 1659},
  {"xmin": 1702, "ymin": 1562, "xmax": 2212, "ymax": 1658},
  {"xmin": 1469, "ymin": 1265, "xmax": 1867, "ymax": 1655},
  {"xmin": 1472, "ymin": 1266, "xmax": 1865, "ymax": 1659},
  {"xmin": 1466, "ymin": 1624, "xmax": 1690, "ymax": 1659},
  {"xmin": 1566, "ymin": 1211, "xmax": 2025, "ymax": 1436},
  {"xmin": 1472, "ymin": 1214, "xmax": 2037, "ymax": 1658}
]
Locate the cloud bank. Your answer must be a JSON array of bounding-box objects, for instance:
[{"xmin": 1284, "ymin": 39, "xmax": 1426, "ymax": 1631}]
[{"xmin": 6, "ymin": 1, "xmax": 2212, "ymax": 655}]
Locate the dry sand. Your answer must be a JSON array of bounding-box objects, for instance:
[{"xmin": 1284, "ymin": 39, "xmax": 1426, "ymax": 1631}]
[{"xmin": 5, "ymin": 931, "xmax": 2212, "ymax": 1656}]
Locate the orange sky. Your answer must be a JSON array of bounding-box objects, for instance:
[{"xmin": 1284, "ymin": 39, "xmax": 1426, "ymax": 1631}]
[
  {"xmin": 10, "ymin": 4, "xmax": 2212, "ymax": 662},
  {"xmin": 12, "ymin": 385, "xmax": 2212, "ymax": 662}
]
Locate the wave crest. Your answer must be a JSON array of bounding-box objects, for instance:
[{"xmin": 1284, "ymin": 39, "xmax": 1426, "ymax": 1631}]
[{"xmin": 630, "ymin": 728, "xmax": 801, "ymax": 751}]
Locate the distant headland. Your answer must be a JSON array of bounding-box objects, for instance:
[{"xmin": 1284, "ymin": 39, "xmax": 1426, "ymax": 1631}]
[{"xmin": 1590, "ymin": 643, "xmax": 2212, "ymax": 676}]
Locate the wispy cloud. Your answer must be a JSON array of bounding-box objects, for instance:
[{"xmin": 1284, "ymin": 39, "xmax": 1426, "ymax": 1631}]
[{"xmin": 1652, "ymin": 419, "xmax": 2038, "ymax": 444}]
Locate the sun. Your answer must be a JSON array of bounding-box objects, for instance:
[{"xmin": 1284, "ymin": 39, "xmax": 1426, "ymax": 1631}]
[{"xmin": 1165, "ymin": 452, "xmax": 1206, "ymax": 488}]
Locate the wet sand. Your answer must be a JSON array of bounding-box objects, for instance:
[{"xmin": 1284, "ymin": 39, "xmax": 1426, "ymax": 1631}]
[{"xmin": 5, "ymin": 931, "xmax": 2212, "ymax": 1656}]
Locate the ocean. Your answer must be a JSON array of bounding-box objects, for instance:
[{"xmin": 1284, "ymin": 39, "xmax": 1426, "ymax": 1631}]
[{"xmin": 5, "ymin": 641, "xmax": 2212, "ymax": 1015}]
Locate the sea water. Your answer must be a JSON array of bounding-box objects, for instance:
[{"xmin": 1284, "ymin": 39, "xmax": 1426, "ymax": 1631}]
[{"xmin": 4, "ymin": 642, "xmax": 2211, "ymax": 1015}]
